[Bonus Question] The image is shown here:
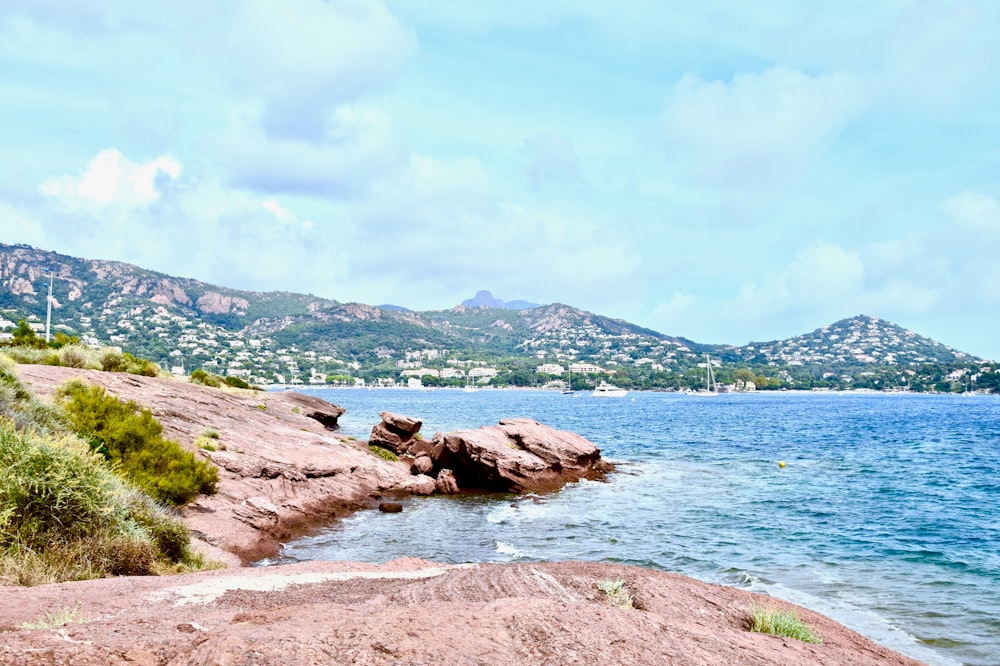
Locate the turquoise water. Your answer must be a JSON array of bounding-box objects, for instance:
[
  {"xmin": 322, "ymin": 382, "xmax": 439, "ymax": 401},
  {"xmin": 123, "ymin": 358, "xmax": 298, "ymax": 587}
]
[{"xmin": 265, "ymin": 389, "xmax": 1000, "ymax": 666}]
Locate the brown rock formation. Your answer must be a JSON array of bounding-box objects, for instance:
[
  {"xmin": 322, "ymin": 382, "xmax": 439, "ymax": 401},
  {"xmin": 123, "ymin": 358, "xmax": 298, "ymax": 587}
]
[
  {"xmin": 436, "ymin": 417, "xmax": 613, "ymax": 493},
  {"xmin": 369, "ymin": 410, "xmax": 423, "ymax": 454},
  {"xmin": 14, "ymin": 365, "xmax": 413, "ymax": 564},
  {"xmin": 0, "ymin": 559, "xmax": 924, "ymax": 666},
  {"xmin": 371, "ymin": 412, "xmax": 612, "ymax": 495}
]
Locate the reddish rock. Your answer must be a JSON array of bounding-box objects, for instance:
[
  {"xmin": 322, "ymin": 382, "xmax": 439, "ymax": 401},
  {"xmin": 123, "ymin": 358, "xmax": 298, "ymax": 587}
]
[
  {"xmin": 411, "ymin": 455, "xmax": 434, "ymax": 475},
  {"xmin": 280, "ymin": 392, "xmax": 345, "ymax": 430},
  {"xmin": 399, "ymin": 474, "xmax": 436, "ymax": 496},
  {"xmin": 440, "ymin": 418, "xmax": 613, "ymax": 493},
  {"xmin": 0, "ymin": 559, "xmax": 924, "ymax": 666},
  {"xmin": 369, "ymin": 411, "xmax": 424, "ymax": 454},
  {"xmin": 381, "ymin": 411, "xmax": 423, "ymax": 435},
  {"xmin": 435, "ymin": 469, "xmax": 460, "ymax": 495},
  {"xmin": 14, "ymin": 365, "xmax": 416, "ymax": 564},
  {"xmin": 378, "ymin": 502, "xmax": 403, "ymax": 513}
]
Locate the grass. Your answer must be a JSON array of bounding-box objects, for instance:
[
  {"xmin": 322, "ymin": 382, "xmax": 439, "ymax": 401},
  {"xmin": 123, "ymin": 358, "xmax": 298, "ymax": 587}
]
[
  {"xmin": 18, "ymin": 603, "xmax": 92, "ymax": 630},
  {"xmin": 368, "ymin": 445, "xmax": 399, "ymax": 462},
  {"xmin": 0, "ymin": 359, "xmax": 217, "ymax": 585},
  {"xmin": 597, "ymin": 578, "xmax": 634, "ymax": 609},
  {"xmin": 750, "ymin": 604, "xmax": 823, "ymax": 644}
]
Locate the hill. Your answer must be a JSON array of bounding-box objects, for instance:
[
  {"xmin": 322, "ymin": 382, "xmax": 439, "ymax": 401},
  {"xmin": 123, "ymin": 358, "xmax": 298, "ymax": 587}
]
[{"xmin": 1, "ymin": 243, "xmax": 993, "ymax": 392}]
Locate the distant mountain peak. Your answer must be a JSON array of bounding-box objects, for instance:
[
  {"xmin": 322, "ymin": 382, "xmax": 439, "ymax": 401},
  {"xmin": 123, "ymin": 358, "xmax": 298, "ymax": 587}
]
[{"xmin": 459, "ymin": 290, "xmax": 541, "ymax": 310}]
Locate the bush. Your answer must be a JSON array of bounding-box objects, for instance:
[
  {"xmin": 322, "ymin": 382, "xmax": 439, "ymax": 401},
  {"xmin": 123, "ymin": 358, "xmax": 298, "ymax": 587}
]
[
  {"xmin": 56, "ymin": 381, "xmax": 218, "ymax": 506},
  {"xmin": 0, "ymin": 357, "xmax": 66, "ymax": 435},
  {"xmin": 190, "ymin": 368, "xmax": 223, "ymax": 388},
  {"xmin": 750, "ymin": 605, "xmax": 822, "ymax": 644},
  {"xmin": 224, "ymin": 376, "xmax": 250, "ymax": 389},
  {"xmin": 368, "ymin": 445, "xmax": 399, "ymax": 462},
  {"xmin": 0, "ymin": 378, "xmax": 209, "ymax": 585}
]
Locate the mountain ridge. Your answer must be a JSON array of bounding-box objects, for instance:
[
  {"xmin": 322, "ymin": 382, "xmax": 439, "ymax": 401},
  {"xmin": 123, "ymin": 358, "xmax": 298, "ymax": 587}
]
[{"xmin": 1, "ymin": 243, "xmax": 991, "ymax": 392}]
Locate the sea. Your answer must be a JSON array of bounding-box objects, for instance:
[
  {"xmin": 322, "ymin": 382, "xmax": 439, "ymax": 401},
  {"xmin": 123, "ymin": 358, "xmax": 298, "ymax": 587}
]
[{"xmin": 260, "ymin": 388, "xmax": 1000, "ymax": 666}]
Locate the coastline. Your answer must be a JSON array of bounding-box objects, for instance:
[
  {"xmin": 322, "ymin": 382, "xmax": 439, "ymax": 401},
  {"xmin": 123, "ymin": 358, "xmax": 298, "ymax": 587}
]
[{"xmin": 6, "ymin": 365, "xmax": 933, "ymax": 664}]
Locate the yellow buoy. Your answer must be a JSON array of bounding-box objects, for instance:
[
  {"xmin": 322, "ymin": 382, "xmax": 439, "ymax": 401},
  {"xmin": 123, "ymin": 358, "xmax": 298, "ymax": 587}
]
[{"xmin": 778, "ymin": 461, "xmax": 786, "ymax": 468}]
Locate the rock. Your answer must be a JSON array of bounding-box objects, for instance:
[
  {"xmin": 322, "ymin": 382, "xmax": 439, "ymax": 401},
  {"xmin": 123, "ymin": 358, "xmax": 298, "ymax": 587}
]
[
  {"xmin": 411, "ymin": 455, "xmax": 434, "ymax": 475},
  {"xmin": 439, "ymin": 418, "xmax": 612, "ymax": 493},
  {"xmin": 378, "ymin": 502, "xmax": 403, "ymax": 513},
  {"xmin": 398, "ymin": 474, "xmax": 437, "ymax": 496},
  {"xmin": 13, "ymin": 364, "xmax": 412, "ymax": 564},
  {"xmin": 435, "ymin": 469, "xmax": 460, "ymax": 495},
  {"xmin": 381, "ymin": 411, "xmax": 423, "ymax": 436},
  {"xmin": 369, "ymin": 411, "xmax": 423, "ymax": 454},
  {"xmin": 281, "ymin": 392, "xmax": 346, "ymax": 430},
  {"xmin": 0, "ymin": 559, "xmax": 925, "ymax": 666}
]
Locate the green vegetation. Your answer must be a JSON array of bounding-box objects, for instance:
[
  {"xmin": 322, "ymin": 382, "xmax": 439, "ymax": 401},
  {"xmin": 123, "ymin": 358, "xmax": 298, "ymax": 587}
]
[
  {"xmin": 0, "ymin": 358, "xmax": 214, "ymax": 584},
  {"xmin": 18, "ymin": 603, "xmax": 92, "ymax": 630},
  {"xmin": 2, "ymin": 331, "xmax": 160, "ymax": 378},
  {"xmin": 56, "ymin": 381, "xmax": 218, "ymax": 506},
  {"xmin": 195, "ymin": 428, "xmax": 221, "ymax": 451},
  {"xmin": 597, "ymin": 578, "xmax": 634, "ymax": 609},
  {"xmin": 224, "ymin": 375, "xmax": 251, "ymax": 389},
  {"xmin": 368, "ymin": 445, "xmax": 399, "ymax": 462},
  {"xmin": 190, "ymin": 368, "xmax": 223, "ymax": 387},
  {"xmin": 749, "ymin": 605, "xmax": 822, "ymax": 644}
]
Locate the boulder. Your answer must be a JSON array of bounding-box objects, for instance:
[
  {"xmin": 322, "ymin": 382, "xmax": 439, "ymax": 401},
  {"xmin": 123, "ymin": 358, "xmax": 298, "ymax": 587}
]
[
  {"xmin": 369, "ymin": 411, "xmax": 423, "ymax": 454},
  {"xmin": 378, "ymin": 502, "xmax": 403, "ymax": 513},
  {"xmin": 435, "ymin": 469, "xmax": 460, "ymax": 495},
  {"xmin": 411, "ymin": 455, "xmax": 434, "ymax": 475},
  {"xmin": 280, "ymin": 392, "xmax": 346, "ymax": 430},
  {"xmin": 438, "ymin": 418, "xmax": 612, "ymax": 493},
  {"xmin": 399, "ymin": 474, "xmax": 437, "ymax": 496}
]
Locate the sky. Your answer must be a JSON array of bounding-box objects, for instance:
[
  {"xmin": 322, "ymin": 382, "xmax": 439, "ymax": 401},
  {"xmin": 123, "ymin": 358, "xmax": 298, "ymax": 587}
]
[{"xmin": 2, "ymin": 1, "xmax": 999, "ymax": 359}]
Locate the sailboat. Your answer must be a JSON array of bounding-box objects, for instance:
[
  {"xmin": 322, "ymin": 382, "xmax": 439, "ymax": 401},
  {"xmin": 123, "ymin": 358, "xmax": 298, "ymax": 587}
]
[
  {"xmin": 562, "ymin": 366, "xmax": 574, "ymax": 394},
  {"xmin": 691, "ymin": 354, "xmax": 719, "ymax": 397},
  {"xmin": 463, "ymin": 373, "xmax": 478, "ymax": 392}
]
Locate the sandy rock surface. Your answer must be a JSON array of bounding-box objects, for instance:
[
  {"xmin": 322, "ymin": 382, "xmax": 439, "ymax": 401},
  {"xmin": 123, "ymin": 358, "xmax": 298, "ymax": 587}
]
[{"xmin": 0, "ymin": 559, "xmax": 922, "ymax": 665}]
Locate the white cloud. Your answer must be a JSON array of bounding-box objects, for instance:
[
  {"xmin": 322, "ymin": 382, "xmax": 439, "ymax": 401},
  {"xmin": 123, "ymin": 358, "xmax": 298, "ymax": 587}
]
[
  {"xmin": 39, "ymin": 149, "xmax": 181, "ymax": 208},
  {"xmin": 662, "ymin": 67, "xmax": 869, "ymax": 185},
  {"xmin": 942, "ymin": 190, "xmax": 1000, "ymax": 233}
]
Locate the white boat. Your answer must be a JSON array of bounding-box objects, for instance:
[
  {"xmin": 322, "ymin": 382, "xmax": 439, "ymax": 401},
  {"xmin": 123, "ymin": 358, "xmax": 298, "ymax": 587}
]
[
  {"xmin": 592, "ymin": 381, "xmax": 627, "ymax": 397},
  {"xmin": 691, "ymin": 354, "xmax": 719, "ymax": 397}
]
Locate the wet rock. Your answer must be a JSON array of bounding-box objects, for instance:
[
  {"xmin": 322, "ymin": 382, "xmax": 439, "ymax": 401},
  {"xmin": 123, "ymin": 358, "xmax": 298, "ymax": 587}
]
[{"xmin": 378, "ymin": 502, "xmax": 403, "ymax": 513}]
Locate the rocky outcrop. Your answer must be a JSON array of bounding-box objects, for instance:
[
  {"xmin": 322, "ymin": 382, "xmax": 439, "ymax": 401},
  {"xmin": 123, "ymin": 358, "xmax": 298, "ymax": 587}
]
[
  {"xmin": 369, "ymin": 411, "xmax": 423, "ymax": 453},
  {"xmin": 280, "ymin": 391, "xmax": 345, "ymax": 430},
  {"xmin": 371, "ymin": 412, "xmax": 612, "ymax": 494},
  {"xmin": 435, "ymin": 418, "xmax": 612, "ymax": 493},
  {"xmin": 0, "ymin": 558, "xmax": 924, "ymax": 666},
  {"xmin": 14, "ymin": 365, "xmax": 414, "ymax": 564}
]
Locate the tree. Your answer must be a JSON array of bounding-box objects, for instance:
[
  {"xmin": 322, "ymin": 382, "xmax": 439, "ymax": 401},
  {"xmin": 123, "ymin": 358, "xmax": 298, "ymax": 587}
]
[{"xmin": 10, "ymin": 319, "xmax": 45, "ymax": 348}]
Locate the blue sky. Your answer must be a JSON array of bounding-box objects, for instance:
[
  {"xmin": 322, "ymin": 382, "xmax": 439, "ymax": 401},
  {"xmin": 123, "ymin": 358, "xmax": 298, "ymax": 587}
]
[{"xmin": 2, "ymin": 1, "xmax": 999, "ymax": 359}]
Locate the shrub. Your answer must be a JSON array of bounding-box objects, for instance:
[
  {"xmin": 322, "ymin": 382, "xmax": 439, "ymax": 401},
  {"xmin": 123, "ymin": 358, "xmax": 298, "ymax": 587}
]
[
  {"xmin": 190, "ymin": 368, "xmax": 223, "ymax": 387},
  {"xmin": 597, "ymin": 579, "xmax": 634, "ymax": 609},
  {"xmin": 368, "ymin": 445, "xmax": 399, "ymax": 462},
  {"xmin": 56, "ymin": 381, "xmax": 218, "ymax": 506},
  {"xmin": 224, "ymin": 376, "xmax": 250, "ymax": 389},
  {"xmin": 0, "ymin": 358, "xmax": 67, "ymax": 436},
  {"xmin": 55, "ymin": 344, "xmax": 100, "ymax": 370},
  {"xmin": 750, "ymin": 605, "xmax": 822, "ymax": 644},
  {"xmin": 1, "ymin": 346, "xmax": 58, "ymax": 366}
]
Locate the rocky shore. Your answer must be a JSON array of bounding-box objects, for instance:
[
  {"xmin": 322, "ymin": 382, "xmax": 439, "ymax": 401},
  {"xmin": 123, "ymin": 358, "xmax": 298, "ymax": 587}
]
[{"xmin": 5, "ymin": 365, "xmax": 924, "ymax": 665}]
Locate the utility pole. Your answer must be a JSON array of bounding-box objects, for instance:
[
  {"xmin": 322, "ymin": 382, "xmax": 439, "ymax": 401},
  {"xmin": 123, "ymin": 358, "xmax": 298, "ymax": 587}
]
[{"xmin": 44, "ymin": 268, "xmax": 53, "ymax": 343}]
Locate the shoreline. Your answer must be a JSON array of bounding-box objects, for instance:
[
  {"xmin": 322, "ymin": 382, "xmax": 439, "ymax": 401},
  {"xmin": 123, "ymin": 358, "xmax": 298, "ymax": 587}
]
[{"xmin": 7, "ymin": 364, "xmax": 938, "ymax": 664}]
